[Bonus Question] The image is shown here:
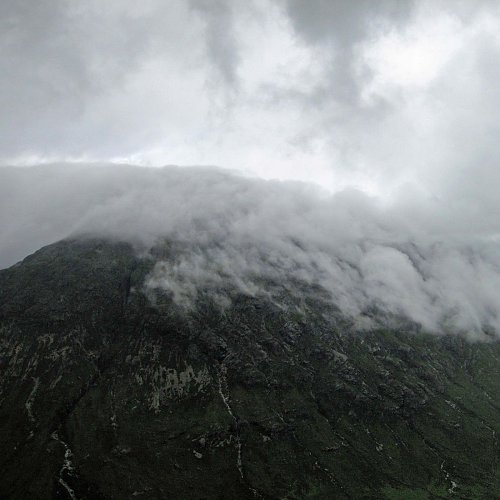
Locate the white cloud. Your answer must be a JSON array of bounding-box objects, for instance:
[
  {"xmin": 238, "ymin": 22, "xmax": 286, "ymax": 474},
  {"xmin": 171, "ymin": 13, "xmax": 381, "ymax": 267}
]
[
  {"xmin": 1, "ymin": 164, "xmax": 500, "ymax": 339},
  {"xmin": 360, "ymin": 12, "xmax": 464, "ymax": 98}
]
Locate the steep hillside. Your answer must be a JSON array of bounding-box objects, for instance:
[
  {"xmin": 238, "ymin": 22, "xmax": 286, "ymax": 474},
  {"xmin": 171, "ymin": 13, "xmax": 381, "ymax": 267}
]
[{"xmin": 0, "ymin": 239, "xmax": 498, "ymax": 499}]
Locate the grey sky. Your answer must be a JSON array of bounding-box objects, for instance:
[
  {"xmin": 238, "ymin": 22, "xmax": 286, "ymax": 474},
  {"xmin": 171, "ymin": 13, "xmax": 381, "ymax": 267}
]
[{"xmin": 2, "ymin": 0, "xmax": 499, "ymax": 193}]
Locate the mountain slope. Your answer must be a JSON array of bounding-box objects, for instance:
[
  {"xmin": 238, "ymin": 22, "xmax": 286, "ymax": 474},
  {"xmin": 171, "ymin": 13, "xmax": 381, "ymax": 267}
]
[{"xmin": 0, "ymin": 239, "xmax": 499, "ymax": 499}]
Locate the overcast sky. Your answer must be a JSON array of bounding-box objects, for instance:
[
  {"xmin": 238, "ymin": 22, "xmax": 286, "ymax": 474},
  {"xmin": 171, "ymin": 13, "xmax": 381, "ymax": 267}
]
[{"xmin": 2, "ymin": 0, "xmax": 500, "ymax": 195}]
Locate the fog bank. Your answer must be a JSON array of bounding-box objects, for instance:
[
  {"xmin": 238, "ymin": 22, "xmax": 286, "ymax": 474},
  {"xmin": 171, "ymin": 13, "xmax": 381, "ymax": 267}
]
[{"xmin": 1, "ymin": 163, "xmax": 500, "ymax": 338}]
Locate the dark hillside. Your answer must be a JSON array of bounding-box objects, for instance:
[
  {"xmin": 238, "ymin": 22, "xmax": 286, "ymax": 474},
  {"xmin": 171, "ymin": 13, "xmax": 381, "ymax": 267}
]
[{"xmin": 0, "ymin": 239, "xmax": 498, "ymax": 499}]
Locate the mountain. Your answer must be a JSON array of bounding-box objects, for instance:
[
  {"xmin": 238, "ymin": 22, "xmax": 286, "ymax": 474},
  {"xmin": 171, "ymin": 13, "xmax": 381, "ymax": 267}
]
[{"xmin": 0, "ymin": 238, "xmax": 499, "ymax": 499}]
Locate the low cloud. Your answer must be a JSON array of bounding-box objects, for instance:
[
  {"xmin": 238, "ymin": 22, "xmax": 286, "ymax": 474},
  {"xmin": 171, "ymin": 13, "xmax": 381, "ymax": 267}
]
[{"xmin": 1, "ymin": 163, "xmax": 499, "ymax": 339}]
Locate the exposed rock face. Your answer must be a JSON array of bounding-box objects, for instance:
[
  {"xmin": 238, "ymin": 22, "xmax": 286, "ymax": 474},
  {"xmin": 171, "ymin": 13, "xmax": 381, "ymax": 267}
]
[{"xmin": 0, "ymin": 239, "xmax": 499, "ymax": 499}]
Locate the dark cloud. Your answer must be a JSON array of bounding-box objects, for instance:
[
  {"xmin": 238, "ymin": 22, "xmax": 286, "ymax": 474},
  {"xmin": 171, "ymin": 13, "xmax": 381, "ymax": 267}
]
[
  {"xmin": 190, "ymin": 0, "xmax": 241, "ymax": 85},
  {"xmin": 285, "ymin": 0, "xmax": 416, "ymax": 47}
]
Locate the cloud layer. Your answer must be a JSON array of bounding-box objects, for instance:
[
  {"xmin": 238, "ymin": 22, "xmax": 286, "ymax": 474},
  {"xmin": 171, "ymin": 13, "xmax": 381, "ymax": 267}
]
[
  {"xmin": 2, "ymin": 164, "xmax": 500, "ymax": 339},
  {"xmin": 2, "ymin": 1, "xmax": 500, "ymax": 195}
]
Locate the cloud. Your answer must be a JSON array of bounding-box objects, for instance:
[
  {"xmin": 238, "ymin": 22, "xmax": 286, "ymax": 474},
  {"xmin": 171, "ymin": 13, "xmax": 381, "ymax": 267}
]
[
  {"xmin": 190, "ymin": 0, "xmax": 241, "ymax": 86},
  {"xmin": 1, "ymin": 1, "xmax": 499, "ymax": 195},
  {"xmin": 285, "ymin": 0, "xmax": 416, "ymax": 46},
  {"xmin": 1, "ymin": 163, "xmax": 500, "ymax": 339}
]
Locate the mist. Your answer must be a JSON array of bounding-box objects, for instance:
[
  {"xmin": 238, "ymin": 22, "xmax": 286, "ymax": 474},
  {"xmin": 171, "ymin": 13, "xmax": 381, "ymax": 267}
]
[{"xmin": 1, "ymin": 163, "xmax": 499, "ymax": 339}]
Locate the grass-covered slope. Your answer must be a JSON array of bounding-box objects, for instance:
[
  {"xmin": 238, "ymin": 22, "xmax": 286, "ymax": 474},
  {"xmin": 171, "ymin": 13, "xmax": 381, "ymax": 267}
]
[{"xmin": 0, "ymin": 239, "xmax": 498, "ymax": 499}]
